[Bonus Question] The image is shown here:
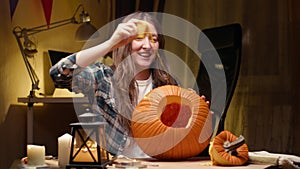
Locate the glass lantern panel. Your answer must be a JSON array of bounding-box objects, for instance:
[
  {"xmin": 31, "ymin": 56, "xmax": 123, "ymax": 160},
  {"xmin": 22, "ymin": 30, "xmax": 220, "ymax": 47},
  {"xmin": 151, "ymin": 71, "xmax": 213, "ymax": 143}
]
[{"xmin": 72, "ymin": 127, "xmax": 99, "ymax": 163}]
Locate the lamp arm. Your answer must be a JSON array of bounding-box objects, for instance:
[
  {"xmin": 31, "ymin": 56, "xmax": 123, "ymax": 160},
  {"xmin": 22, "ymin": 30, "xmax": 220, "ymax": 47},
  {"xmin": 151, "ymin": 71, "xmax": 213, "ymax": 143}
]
[
  {"xmin": 12, "ymin": 4, "xmax": 85, "ymax": 97},
  {"xmin": 13, "ymin": 17, "xmax": 76, "ymax": 37},
  {"xmin": 13, "ymin": 4, "xmax": 84, "ymax": 36},
  {"xmin": 13, "ymin": 30, "xmax": 40, "ymax": 97},
  {"xmin": 12, "ymin": 16, "xmax": 76, "ymax": 97}
]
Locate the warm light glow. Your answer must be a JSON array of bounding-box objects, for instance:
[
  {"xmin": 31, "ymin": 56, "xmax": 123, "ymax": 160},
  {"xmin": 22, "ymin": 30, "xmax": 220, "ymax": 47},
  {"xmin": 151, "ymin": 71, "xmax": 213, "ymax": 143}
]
[{"xmin": 68, "ymin": 122, "xmax": 110, "ymax": 168}]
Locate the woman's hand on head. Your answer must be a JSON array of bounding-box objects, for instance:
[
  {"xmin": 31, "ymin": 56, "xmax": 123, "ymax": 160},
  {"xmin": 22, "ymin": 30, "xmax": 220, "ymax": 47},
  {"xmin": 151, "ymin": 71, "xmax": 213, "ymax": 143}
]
[{"xmin": 109, "ymin": 19, "xmax": 141, "ymax": 50}]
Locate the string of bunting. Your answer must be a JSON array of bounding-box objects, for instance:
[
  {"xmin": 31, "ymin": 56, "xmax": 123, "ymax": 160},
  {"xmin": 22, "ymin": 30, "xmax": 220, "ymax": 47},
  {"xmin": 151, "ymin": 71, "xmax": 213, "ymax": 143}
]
[{"xmin": 9, "ymin": 0, "xmax": 53, "ymax": 26}]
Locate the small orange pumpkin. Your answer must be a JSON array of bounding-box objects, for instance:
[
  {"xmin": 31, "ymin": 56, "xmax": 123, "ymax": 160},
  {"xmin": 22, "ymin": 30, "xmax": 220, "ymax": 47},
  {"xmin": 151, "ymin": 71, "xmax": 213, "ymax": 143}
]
[
  {"xmin": 131, "ymin": 85, "xmax": 212, "ymax": 160},
  {"xmin": 209, "ymin": 130, "xmax": 249, "ymax": 166}
]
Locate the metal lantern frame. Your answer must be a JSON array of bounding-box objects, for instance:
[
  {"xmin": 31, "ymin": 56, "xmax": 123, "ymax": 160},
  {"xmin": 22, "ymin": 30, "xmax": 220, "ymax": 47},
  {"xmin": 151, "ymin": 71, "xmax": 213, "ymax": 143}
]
[{"xmin": 67, "ymin": 121, "xmax": 111, "ymax": 169}]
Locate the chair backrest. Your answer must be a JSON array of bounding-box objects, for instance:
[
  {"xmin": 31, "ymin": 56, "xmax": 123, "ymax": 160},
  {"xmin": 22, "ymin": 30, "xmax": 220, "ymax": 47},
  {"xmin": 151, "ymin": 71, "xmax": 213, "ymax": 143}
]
[{"xmin": 194, "ymin": 23, "xmax": 242, "ymax": 135}]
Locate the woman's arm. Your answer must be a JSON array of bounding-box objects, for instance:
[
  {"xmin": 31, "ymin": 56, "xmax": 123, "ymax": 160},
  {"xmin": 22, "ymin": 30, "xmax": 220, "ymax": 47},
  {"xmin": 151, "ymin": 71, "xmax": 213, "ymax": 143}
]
[
  {"xmin": 49, "ymin": 19, "xmax": 143, "ymax": 92},
  {"xmin": 75, "ymin": 40, "xmax": 113, "ymax": 68},
  {"xmin": 76, "ymin": 19, "xmax": 141, "ymax": 68}
]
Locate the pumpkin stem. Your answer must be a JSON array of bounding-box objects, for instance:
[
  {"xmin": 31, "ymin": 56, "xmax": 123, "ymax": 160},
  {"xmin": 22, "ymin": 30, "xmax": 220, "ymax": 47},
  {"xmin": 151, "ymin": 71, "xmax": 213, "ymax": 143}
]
[{"xmin": 223, "ymin": 135, "xmax": 245, "ymax": 154}]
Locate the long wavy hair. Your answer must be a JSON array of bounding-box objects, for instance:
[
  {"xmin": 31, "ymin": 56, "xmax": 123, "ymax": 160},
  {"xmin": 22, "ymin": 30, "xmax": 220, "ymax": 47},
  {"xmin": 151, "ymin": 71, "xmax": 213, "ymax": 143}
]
[{"xmin": 112, "ymin": 12, "xmax": 177, "ymax": 135}]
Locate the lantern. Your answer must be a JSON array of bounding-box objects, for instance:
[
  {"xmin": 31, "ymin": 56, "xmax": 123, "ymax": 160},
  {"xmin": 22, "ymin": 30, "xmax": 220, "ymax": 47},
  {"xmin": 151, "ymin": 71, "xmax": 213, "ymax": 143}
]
[{"xmin": 67, "ymin": 111, "xmax": 111, "ymax": 169}]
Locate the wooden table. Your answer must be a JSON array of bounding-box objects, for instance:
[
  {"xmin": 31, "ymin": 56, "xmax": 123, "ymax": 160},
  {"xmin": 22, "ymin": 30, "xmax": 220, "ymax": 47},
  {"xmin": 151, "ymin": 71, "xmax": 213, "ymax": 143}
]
[
  {"xmin": 107, "ymin": 158, "xmax": 273, "ymax": 169},
  {"xmin": 11, "ymin": 158, "xmax": 273, "ymax": 169},
  {"xmin": 17, "ymin": 96, "xmax": 88, "ymax": 143},
  {"xmin": 138, "ymin": 161, "xmax": 273, "ymax": 169}
]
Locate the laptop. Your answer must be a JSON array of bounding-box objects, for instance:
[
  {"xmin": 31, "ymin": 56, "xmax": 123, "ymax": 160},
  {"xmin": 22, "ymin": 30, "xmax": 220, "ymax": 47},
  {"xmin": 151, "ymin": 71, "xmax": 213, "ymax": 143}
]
[{"xmin": 48, "ymin": 50, "xmax": 72, "ymax": 66}]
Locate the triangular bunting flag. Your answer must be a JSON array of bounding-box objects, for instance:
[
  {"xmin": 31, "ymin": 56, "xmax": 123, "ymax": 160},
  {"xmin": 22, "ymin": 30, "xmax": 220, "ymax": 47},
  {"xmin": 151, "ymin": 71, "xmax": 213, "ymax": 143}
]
[
  {"xmin": 41, "ymin": 0, "xmax": 53, "ymax": 26},
  {"xmin": 9, "ymin": 0, "xmax": 19, "ymax": 20}
]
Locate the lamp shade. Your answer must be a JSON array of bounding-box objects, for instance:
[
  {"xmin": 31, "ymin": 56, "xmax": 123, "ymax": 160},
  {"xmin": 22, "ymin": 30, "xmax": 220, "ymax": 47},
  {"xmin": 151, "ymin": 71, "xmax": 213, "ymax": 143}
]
[{"xmin": 75, "ymin": 22, "xmax": 99, "ymax": 41}]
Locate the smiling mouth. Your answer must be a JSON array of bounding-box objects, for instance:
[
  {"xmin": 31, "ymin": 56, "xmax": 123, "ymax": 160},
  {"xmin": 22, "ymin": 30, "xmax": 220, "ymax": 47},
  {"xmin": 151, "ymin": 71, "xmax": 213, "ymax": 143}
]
[{"xmin": 138, "ymin": 52, "xmax": 152, "ymax": 58}]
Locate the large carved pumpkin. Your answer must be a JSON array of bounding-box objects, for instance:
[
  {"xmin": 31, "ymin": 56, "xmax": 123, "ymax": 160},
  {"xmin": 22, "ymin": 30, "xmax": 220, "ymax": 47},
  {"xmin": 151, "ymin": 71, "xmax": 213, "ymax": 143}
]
[
  {"xmin": 209, "ymin": 130, "xmax": 249, "ymax": 165},
  {"xmin": 131, "ymin": 85, "xmax": 212, "ymax": 160}
]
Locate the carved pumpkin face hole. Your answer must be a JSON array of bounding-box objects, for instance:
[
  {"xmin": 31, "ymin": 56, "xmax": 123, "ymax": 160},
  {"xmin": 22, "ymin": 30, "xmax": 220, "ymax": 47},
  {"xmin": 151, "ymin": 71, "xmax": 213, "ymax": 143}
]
[{"xmin": 159, "ymin": 96, "xmax": 192, "ymax": 128}]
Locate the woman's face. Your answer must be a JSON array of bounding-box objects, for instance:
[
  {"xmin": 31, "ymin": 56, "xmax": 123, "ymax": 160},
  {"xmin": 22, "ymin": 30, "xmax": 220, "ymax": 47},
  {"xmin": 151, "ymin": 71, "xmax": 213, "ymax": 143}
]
[{"xmin": 131, "ymin": 23, "xmax": 159, "ymax": 71}]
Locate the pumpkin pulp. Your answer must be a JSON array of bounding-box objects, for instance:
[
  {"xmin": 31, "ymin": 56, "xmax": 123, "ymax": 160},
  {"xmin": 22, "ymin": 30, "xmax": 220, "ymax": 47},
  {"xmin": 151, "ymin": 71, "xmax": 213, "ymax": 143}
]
[{"xmin": 159, "ymin": 95, "xmax": 192, "ymax": 128}]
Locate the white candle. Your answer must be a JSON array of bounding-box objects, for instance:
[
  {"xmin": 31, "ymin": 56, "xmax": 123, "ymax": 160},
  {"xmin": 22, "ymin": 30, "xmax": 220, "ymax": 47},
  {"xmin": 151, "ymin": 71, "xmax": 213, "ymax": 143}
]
[
  {"xmin": 58, "ymin": 133, "xmax": 72, "ymax": 167},
  {"xmin": 27, "ymin": 145, "xmax": 45, "ymax": 166}
]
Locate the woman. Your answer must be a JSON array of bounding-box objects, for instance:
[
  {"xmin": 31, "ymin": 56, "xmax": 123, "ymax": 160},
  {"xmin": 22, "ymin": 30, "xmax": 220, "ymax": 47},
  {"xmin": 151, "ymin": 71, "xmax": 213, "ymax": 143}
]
[{"xmin": 50, "ymin": 12, "xmax": 178, "ymax": 158}]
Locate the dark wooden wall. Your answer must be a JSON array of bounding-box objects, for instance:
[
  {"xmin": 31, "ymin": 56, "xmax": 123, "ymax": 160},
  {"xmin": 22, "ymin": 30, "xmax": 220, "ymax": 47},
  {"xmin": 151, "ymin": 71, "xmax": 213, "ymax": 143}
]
[{"xmin": 224, "ymin": 0, "xmax": 300, "ymax": 155}]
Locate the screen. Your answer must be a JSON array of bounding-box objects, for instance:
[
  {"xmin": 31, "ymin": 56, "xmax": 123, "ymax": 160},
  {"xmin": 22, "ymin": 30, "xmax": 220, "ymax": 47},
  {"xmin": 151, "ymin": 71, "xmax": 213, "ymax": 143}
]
[{"xmin": 48, "ymin": 50, "xmax": 72, "ymax": 66}]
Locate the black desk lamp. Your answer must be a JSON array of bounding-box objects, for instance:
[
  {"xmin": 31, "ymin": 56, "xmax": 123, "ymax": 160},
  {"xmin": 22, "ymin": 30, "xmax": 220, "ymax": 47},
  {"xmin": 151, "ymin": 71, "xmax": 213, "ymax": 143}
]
[{"xmin": 12, "ymin": 4, "xmax": 99, "ymax": 98}]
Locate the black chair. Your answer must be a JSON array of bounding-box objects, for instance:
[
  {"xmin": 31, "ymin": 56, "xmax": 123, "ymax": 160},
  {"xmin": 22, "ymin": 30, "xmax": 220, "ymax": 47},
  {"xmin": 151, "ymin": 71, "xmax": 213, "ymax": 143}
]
[{"xmin": 194, "ymin": 23, "xmax": 242, "ymax": 136}]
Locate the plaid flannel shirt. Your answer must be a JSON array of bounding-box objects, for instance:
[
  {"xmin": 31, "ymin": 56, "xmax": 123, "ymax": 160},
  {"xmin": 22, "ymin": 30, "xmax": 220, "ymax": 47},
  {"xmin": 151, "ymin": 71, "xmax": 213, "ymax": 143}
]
[{"xmin": 49, "ymin": 54, "xmax": 128, "ymax": 155}]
